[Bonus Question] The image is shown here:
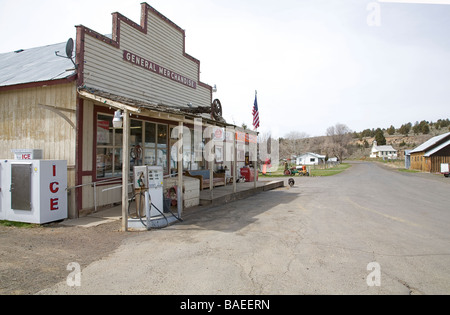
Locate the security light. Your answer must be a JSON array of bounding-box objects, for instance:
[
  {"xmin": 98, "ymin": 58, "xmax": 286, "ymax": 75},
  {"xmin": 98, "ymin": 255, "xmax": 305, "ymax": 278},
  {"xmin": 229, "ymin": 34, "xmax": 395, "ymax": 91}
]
[{"xmin": 113, "ymin": 110, "xmax": 123, "ymax": 128}]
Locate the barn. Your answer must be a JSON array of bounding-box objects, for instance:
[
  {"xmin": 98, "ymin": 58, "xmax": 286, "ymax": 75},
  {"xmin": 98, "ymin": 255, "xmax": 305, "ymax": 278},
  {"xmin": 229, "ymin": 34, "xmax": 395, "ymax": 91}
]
[{"xmin": 409, "ymin": 132, "xmax": 450, "ymax": 173}]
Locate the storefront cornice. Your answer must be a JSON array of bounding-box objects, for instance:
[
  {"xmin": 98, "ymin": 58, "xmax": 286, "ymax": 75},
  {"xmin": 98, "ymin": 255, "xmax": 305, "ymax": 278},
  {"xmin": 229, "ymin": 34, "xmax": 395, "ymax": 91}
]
[
  {"xmin": 76, "ymin": 87, "xmax": 240, "ymax": 130},
  {"xmin": 77, "ymin": 87, "xmax": 186, "ymax": 120},
  {"xmin": 78, "ymin": 88, "xmax": 142, "ymax": 114}
]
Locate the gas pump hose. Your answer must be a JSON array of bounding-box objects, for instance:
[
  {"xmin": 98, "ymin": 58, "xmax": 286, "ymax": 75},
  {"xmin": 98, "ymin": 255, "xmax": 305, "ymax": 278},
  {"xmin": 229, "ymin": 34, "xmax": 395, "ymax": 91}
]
[{"xmin": 128, "ymin": 191, "xmax": 183, "ymax": 230}]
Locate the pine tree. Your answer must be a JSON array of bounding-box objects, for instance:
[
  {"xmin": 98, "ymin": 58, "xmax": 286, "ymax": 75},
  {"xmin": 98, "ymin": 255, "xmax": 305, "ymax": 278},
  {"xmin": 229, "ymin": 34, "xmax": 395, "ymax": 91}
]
[
  {"xmin": 398, "ymin": 123, "xmax": 411, "ymax": 136},
  {"xmin": 375, "ymin": 128, "xmax": 386, "ymax": 145},
  {"xmin": 387, "ymin": 125, "xmax": 396, "ymax": 135}
]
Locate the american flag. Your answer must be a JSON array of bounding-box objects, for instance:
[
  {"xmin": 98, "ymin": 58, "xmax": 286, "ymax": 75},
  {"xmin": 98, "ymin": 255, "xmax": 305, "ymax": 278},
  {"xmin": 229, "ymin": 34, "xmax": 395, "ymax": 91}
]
[{"xmin": 252, "ymin": 92, "xmax": 260, "ymax": 130}]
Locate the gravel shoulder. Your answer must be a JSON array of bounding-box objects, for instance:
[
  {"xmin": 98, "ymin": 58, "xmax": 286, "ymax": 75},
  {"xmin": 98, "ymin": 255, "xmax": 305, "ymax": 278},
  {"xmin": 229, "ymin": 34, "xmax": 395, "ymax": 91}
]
[{"xmin": 0, "ymin": 220, "xmax": 135, "ymax": 295}]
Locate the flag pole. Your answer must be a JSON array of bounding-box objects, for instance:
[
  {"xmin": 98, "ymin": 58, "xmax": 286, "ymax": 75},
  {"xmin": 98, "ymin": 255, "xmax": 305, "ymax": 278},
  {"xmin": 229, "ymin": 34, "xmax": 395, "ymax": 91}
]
[
  {"xmin": 254, "ymin": 90, "xmax": 258, "ymax": 189},
  {"xmin": 254, "ymin": 90, "xmax": 258, "ymax": 132}
]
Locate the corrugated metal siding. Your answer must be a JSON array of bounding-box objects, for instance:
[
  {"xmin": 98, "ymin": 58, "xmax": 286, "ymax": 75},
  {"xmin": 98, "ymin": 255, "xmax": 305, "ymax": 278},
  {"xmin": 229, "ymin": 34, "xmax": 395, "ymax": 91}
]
[{"xmin": 82, "ymin": 10, "xmax": 211, "ymax": 109}]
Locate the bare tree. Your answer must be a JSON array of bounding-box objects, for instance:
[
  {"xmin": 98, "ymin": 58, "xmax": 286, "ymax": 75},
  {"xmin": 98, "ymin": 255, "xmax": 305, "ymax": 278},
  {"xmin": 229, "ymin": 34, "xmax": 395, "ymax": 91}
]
[
  {"xmin": 280, "ymin": 131, "xmax": 310, "ymax": 159},
  {"xmin": 305, "ymin": 136, "xmax": 327, "ymax": 155},
  {"xmin": 324, "ymin": 123, "xmax": 352, "ymax": 162}
]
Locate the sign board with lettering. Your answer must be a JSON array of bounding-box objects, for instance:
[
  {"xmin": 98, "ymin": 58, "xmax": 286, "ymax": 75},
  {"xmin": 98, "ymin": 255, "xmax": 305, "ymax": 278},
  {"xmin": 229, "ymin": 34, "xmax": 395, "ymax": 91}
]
[
  {"xmin": 11, "ymin": 149, "xmax": 43, "ymax": 160},
  {"xmin": 80, "ymin": 4, "xmax": 212, "ymax": 109},
  {"xmin": 123, "ymin": 51, "xmax": 197, "ymax": 89}
]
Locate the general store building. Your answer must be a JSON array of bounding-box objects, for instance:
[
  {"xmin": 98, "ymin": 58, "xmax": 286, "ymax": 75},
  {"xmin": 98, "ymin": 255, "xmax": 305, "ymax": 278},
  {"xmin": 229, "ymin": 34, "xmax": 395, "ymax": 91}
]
[{"xmin": 0, "ymin": 3, "xmax": 258, "ymax": 222}]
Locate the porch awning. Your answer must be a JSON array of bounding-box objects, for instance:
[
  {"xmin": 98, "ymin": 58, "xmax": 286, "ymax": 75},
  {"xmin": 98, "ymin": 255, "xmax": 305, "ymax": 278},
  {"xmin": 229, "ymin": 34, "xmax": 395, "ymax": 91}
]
[{"xmin": 77, "ymin": 87, "xmax": 235, "ymax": 128}]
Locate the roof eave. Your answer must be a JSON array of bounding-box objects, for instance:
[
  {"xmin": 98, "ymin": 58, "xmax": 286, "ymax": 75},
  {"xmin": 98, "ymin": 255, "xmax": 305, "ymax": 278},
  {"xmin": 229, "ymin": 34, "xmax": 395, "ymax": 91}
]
[{"xmin": 0, "ymin": 74, "xmax": 77, "ymax": 92}]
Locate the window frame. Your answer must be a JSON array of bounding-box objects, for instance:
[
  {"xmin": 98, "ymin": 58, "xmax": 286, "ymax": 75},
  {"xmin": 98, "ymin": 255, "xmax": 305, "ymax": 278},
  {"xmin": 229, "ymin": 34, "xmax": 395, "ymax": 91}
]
[{"xmin": 94, "ymin": 107, "xmax": 172, "ymax": 182}]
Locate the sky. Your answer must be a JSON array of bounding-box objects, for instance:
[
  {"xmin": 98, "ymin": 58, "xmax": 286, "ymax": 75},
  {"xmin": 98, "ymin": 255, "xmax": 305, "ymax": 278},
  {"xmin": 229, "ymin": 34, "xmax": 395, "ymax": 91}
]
[{"xmin": 1, "ymin": 0, "xmax": 450, "ymax": 138}]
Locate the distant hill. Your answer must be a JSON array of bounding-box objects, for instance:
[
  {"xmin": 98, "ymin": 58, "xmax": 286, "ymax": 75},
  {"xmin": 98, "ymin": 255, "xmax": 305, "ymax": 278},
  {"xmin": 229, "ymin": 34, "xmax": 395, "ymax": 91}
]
[
  {"xmin": 349, "ymin": 119, "xmax": 450, "ymax": 159},
  {"xmin": 279, "ymin": 119, "xmax": 450, "ymax": 160},
  {"xmin": 348, "ymin": 133, "xmax": 438, "ymax": 160}
]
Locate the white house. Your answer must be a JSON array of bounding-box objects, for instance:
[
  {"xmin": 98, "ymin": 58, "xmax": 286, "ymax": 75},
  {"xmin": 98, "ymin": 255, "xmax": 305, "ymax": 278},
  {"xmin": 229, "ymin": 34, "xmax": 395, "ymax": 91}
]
[
  {"xmin": 370, "ymin": 141, "xmax": 398, "ymax": 159},
  {"xmin": 296, "ymin": 152, "xmax": 326, "ymax": 166}
]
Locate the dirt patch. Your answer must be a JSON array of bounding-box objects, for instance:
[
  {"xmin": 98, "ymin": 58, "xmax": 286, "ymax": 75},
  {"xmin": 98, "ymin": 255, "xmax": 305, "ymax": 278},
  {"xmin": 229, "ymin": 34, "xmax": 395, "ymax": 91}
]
[{"xmin": 0, "ymin": 220, "xmax": 136, "ymax": 295}]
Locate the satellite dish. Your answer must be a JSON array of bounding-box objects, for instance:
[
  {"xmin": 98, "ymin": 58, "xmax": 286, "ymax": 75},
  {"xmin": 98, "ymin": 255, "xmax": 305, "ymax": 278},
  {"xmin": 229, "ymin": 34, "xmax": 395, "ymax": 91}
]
[
  {"xmin": 65, "ymin": 38, "xmax": 74, "ymax": 58},
  {"xmin": 55, "ymin": 38, "xmax": 77, "ymax": 69}
]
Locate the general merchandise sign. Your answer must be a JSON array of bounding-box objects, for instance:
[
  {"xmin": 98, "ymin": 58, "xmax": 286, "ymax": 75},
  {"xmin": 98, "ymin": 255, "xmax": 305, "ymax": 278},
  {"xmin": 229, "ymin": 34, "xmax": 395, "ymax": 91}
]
[{"xmin": 123, "ymin": 50, "xmax": 197, "ymax": 89}]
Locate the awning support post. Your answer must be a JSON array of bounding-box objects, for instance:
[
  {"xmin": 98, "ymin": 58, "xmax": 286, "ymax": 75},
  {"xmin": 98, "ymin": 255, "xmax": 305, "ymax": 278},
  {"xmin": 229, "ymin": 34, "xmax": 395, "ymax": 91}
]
[
  {"xmin": 122, "ymin": 109, "xmax": 130, "ymax": 232},
  {"xmin": 254, "ymin": 134, "xmax": 258, "ymax": 189},
  {"xmin": 177, "ymin": 121, "xmax": 184, "ymax": 219},
  {"xmin": 233, "ymin": 128, "xmax": 237, "ymax": 193}
]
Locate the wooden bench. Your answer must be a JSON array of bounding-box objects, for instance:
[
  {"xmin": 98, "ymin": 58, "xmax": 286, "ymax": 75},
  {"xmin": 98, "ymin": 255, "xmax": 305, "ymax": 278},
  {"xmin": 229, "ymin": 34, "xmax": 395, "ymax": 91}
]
[{"xmin": 184, "ymin": 170, "xmax": 226, "ymax": 190}]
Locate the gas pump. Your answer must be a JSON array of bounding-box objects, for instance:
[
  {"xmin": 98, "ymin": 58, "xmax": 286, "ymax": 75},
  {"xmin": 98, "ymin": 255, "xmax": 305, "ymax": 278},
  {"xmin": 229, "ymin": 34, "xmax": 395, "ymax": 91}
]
[
  {"xmin": 146, "ymin": 166, "xmax": 164, "ymax": 217},
  {"xmin": 128, "ymin": 166, "xmax": 166, "ymax": 230},
  {"xmin": 131, "ymin": 166, "xmax": 148, "ymax": 221},
  {"xmin": 128, "ymin": 165, "xmax": 183, "ymax": 230}
]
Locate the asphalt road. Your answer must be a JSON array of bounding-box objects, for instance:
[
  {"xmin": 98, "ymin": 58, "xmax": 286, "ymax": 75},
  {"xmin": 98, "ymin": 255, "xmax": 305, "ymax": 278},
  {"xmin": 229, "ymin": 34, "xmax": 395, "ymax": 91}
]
[{"xmin": 39, "ymin": 161, "xmax": 450, "ymax": 295}]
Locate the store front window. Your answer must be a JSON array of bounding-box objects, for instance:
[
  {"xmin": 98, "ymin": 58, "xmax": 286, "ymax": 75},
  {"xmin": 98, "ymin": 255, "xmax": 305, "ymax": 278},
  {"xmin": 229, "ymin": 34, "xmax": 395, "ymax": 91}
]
[
  {"xmin": 97, "ymin": 114, "xmax": 123, "ymax": 179},
  {"xmin": 144, "ymin": 122, "xmax": 156, "ymax": 166},
  {"xmin": 157, "ymin": 124, "xmax": 168, "ymax": 171},
  {"xmin": 96, "ymin": 112, "xmax": 170, "ymax": 179},
  {"xmin": 169, "ymin": 126, "xmax": 208, "ymax": 173},
  {"xmin": 130, "ymin": 119, "xmax": 143, "ymax": 169}
]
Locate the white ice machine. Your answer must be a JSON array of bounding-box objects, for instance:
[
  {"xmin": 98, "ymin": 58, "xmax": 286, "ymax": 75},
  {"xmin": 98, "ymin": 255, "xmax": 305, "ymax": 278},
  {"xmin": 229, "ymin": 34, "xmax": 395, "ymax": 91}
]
[{"xmin": 0, "ymin": 160, "xmax": 68, "ymax": 224}]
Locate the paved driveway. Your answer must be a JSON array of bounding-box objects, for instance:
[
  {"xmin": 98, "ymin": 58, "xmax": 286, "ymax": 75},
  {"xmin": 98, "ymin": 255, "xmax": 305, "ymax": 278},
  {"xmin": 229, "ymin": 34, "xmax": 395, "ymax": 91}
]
[{"xmin": 39, "ymin": 161, "xmax": 450, "ymax": 295}]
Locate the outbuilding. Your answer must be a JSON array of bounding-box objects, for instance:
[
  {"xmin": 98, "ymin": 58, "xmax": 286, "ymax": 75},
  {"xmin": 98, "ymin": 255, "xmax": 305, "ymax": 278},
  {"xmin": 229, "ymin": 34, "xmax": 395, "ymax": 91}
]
[
  {"xmin": 410, "ymin": 132, "xmax": 450, "ymax": 173},
  {"xmin": 0, "ymin": 3, "xmax": 258, "ymax": 226},
  {"xmin": 296, "ymin": 152, "xmax": 326, "ymax": 166}
]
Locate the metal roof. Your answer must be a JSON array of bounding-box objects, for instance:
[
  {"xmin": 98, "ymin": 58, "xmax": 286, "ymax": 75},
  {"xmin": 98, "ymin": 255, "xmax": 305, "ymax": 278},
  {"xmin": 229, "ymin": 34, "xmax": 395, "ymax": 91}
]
[
  {"xmin": 373, "ymin": 145, "xmax": 397, "ymax": 152},
  {"xmin": 297, "ymin": 152, "xmax": 326, "ymax": 159},
  {"xmin": 0, "ymin": 42, "xmax": 76, "ymax": 87},
  {"xmin": 410, "ymin": 132, "xmax": 450, "ymax": 154},
  {"xmin": 424, "ymin": 139, "xmax": 450, "ymax": 157}
]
